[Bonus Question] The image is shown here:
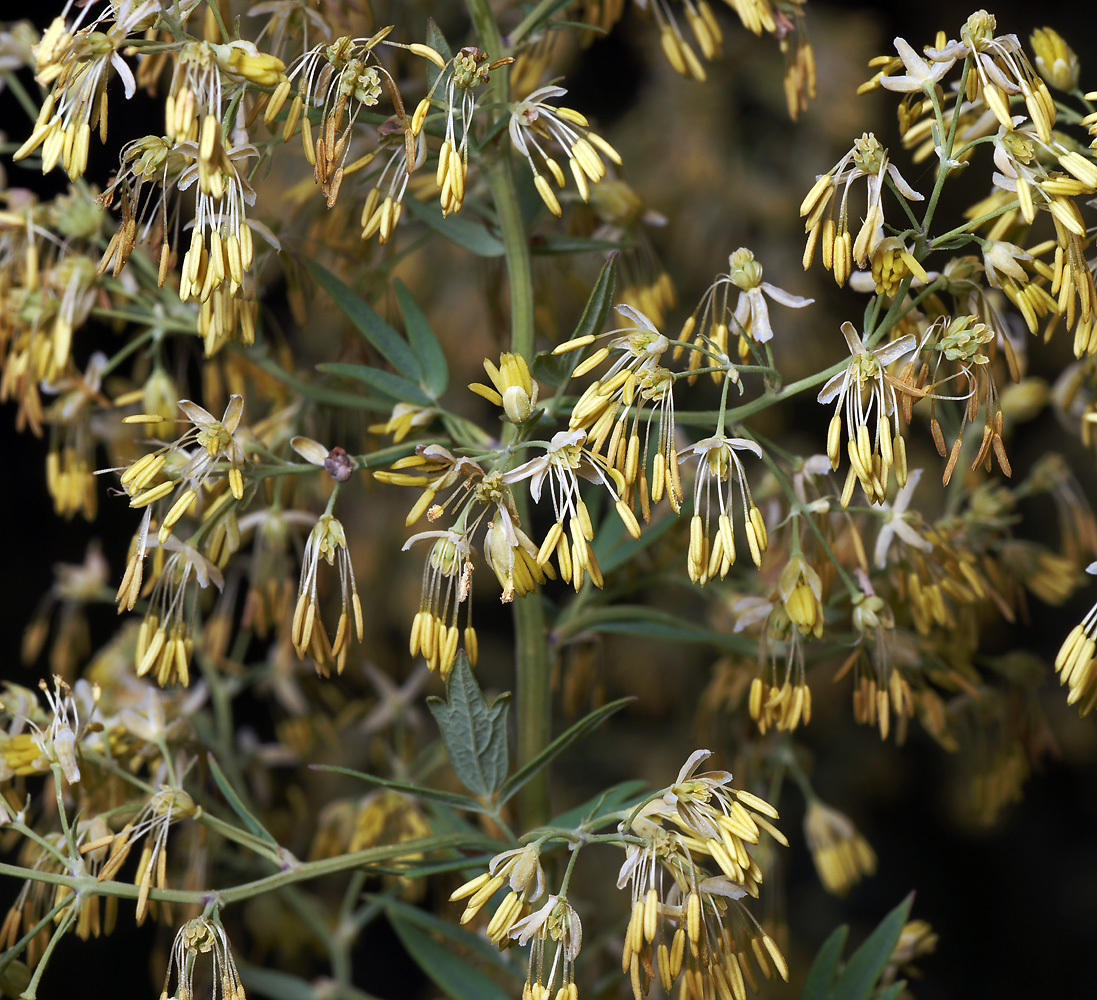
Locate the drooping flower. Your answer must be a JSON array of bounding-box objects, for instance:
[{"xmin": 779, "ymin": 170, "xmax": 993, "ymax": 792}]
[{"xmin": 817, "ymin": 322, "xmax": 918, "ymax": 505}]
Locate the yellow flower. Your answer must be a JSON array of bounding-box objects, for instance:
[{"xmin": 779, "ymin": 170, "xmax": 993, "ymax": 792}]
[
  {"xmin": 508, "ymin": 85, "xmax": 621, "ymax": 216},
  {"xmin": 817, "ymin": 322, "xmax": 917, "ymax": 505},
  {"xmin": 291, "ymin": 514, "xmax": 364, "ymax": 675},
  {"xmin": 927, "ymin": 12, "xmax": 1054, "ymax": 139},
  {"xmin": 469, "ymin": 352, "xmax": 539, "ymax": 424},
  {"xmin": 509, "ymin": 896, "xmax": 582, "ymax": 1000},
  {"xmin": 803, "ymin": 799, "xmax": 876, "ymax": 896},
  {"xmin": 503, "ymin": 429, "xmax": 637, "ymax": 590},
  {"xmin": 800, "ymin": 133, "xmax": 923, "ymax": 285},
  {"xmin": 161, "ymin": 917, "xmax": 245, "ymax": 1000},
  {"xmin": 403, "ymin": 527, "xmax": 477, "ymax": 678},
  {"xmin": 678, "ymin": 434, "xmax": 768, "ymax": 582},
  {"xmin": 451, "ymin": 844, "xmax": 545, "ymax": 946},
  {"xmin": 1030, "ymin": 28, "xmax": 1079, "ymax": 92},
  {"xmin": 1054, "ymin": 562, "xmax": 1097, "ymax": 714},
  {"xmin": 134, "ymin": 534, "xmax": 224, "ymax": 687}
]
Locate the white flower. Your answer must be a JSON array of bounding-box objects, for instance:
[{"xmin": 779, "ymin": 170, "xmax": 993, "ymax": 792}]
[
  {"xmin": 873, "ymin": 468, "xmax": 933, "ymax": 568},
  {"xmin": 879, "ymin": 37, "xmax": 954, "ymax": 93}
]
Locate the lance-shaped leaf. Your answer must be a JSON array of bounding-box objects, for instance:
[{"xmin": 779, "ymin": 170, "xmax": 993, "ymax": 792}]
[
  {"xmin": 497, "ymin": 697, "xmax": 631, "ymax": 804},
  {"xmin": 309, "ymin": 765, "xmax": 491, "ymax": 814},
  {"xmin": 402, "ymin": 197, "xmax": 505, "ymax": 257},
  {"xmin": 533, "ymin": 253, "xmax": 618, "ymax": 387},
  {"xmin": 427, "ymin": 652, "xmax": 511, "ymax": 798},
  {"xmin": 390, "ymin": 910, "xmax": 512, "ymax": 1000},
  {"xmin": 301, "ymin": 257, "xmax": 422, "ymax": 379},
  {"xmin": 317, "ymin": 362, "xmax": 433, "ymax": 407},
  {"xmin": 395, "ymin": 279, "xmax": 448, "ymax": 398},
  {"xmin": 800, "ymin": 893, "xmax": 913, "ymax": 1000},
  {"xmin": 207, "ymin": 753, "xmax": 277, "ymax": 845}
]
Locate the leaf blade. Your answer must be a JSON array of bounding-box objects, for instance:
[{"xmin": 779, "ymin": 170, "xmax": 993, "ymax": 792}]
[
  {"xmin": 498, "ymin": 697, "xmax": 632, "ymax": 804},
  {"xmin": 389, "ymin": 911, "xmax": 513, "ymax": 1000},
  {"xmin": 301, "ymin": 257, "xmax": 422, "ymax": 379},
  {"xmin": 830, "ymin": 894, "xmax": 913, "ymax": 1000},
  {"xmin": 395, "ymin": 278, "xmax": 449, "ymax": 398},
  {"xmin": 427, "ymin": 652, "xmax": 511, "ymax": 798},
  {"xmin": 317, "ymin": 362, "xmax": 433, "ymax": 406}
]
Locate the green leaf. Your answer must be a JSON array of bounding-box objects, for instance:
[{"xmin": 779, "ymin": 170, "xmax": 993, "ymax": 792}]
[
  {"xmin": 236, "ymin": 961, "xmax": 314, "ymax": 1000},
  {"xmin": 595, "ymin": 508, "xmax": 679, "ymax": 573},
  {"xmin": 427, "ymin": 652, "xmax": 511, "ymax": 798},
  {"xmin": 875, "ymin": 982, "xmax": 907, "ymax": 1000},
  {"xmin": 558, "ymin": 606, "xmax": 755, "ymax": 654},
  {"xmin": 308, "ymin": 765, "xmax": 491, "ymax": 814},
  {"xmin": 380, "ymin": 896, "xmax": 523, "ymax": 982},
  {"xmin": 498, "ymin": 697, "xmax": 631, "ymax": 805},
  {"xmin": 301, "ymin": 257, "xmax": 422, "ymax": 379},
  {"xmin": 531, "ymin": 234, "xmax": 633, "ymax": 255},
  {"xmin": 800, "ymin": 925, "xmax": 849, "ymax": 1000},
  {"xmin": 547, "ymin": 779, "xmax": 648, "ymax": 830},
  {"xmin": 317, "ymin": 362, "xmax": 433, "ymax": 407},
  {"xmin": 829, "ymin": 894, "xmax": 912, "ymax": 1000},
  {"xmin": 207, "ymin": 754, "xmax": 277, "ymax": 845},
  {"xmin": 402, "ymin": 197, "xmax": 505, "ymax": 257},
  {"xmin": 533, "ymin": 254, "xmax": 618, "ymax": 387},
  {"xmin": 395, "ymin": 279, "xmax": 449, "ymax": 398},
  {"xmin": 424, "ymin": 19, "xmax": 453, "ymax": 89},
  {"xmin": 389, "ymin": 911, "xmax": 512, "ymax": 1000},
  {"xmin": 571, "ymin": 253, "xmax": 619, "ymax": 343}
]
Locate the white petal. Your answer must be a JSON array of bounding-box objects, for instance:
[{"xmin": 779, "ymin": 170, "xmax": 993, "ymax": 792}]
[{"xmin": 760, "ymin": 282, "xmax": 813, "ymax": 309}]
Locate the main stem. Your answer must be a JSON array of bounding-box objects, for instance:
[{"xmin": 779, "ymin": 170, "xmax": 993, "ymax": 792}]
[{"xmin": 467, "ymin": 0, "xmax": 551, "ymax": 828}]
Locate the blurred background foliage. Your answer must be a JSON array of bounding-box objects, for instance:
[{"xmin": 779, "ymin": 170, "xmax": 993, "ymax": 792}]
[{"xmin": 2, "ymin": 2, "xmax": 1096, "ymax": 998}]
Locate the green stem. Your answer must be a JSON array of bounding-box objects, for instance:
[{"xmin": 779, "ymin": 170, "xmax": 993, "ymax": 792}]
[
  {"xmin": 17, "ymin": 906, "xmax": 75, "ymax": 1000},
  {"xmin": 468, "ymin": 0, "xmax": 550, "ymax": 830},
  {"xmin": 0, "ymin": 832, "xmax": 500, "ymax": 907}
]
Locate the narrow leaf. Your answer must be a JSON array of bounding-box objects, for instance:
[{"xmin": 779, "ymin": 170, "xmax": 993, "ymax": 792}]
[
  {"xmin": 831, "ymin": 894, "xmax": 913, "ymax": 1000},
  {"xmin": 380, "ymin": 896, "xmax": 523, "ymax": 981},
  {"xmin": 572, "ymin": 253, "xmax": 619, "ymax": 343},
  {"xmin": 425, "ymin": 19, "xmax": 453, "ymax": 89},
  {"xmin": 427, "ymin": 652, "xmax": 511, "ymax": 798},
  {"xmin": 317, "ymin": 362, "xmax": 433, "ymax": 406},
  {"xmin": 498, "ymin": 697, "xmax": 631, "ymax": 804},
  {"xmin": 309, "ymin": 765, "xmax": 490, "ymax": 814},
  {"xmin": 559, "ymin": 606, "xmax": 755, "ymax": 654},
  {"xmin": 595, "ymin": 509, "xmax": 678, "ymax": 573},
  {"xmin": 531, "ymin": 234, "xmax": 633, "ymax": 255},
  {"xmin": 207, "ymin": 754, "xmax": 277, "ymax": 845},
  {"xmin": 301, "ymin": 257, "xmax": 422, "ymax": 379},
  {"xmin": 402, "ymin": 197, "xmax": 505, "ymax": 257},
  {"xmin": 799, "ymin": 925, "xmax": 849, "ymax": 1000},
  {"xmin": 875, "ymin": 982, "xmax": 907, "ymax": 1000},
  {"xmin": 389, "ymin": 911, "xmax": 512, "ymax": 1000},
  {"xmin": 547, "ymin": 779, "xmax": 649, "ymax": 830},
  {"xmin": 534, "ymin": 254, "xmax": 618, "ymax": 387},
  {"xmin": 395, "ymin": 278, "xmax": 449, "ymax": 398},
  {"xmin": 236, "ymin": 962, "xmax": 314, "ymax": 1000}
]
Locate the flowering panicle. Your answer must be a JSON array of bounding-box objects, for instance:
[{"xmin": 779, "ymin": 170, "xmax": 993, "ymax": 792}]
[
  {"xmin": 800, "ymin": 132, "xmax": 923, "ymax": 286},
  {"xmin": 508, "ymin": 86, "xmax": 622, "ymax": 217},
  {"xmin": 616, "ymin": 751, "xmax": 788, "ymax": 1000},
  {"xmin": 291, "ymin": 514, "xmax": 364, "ymax": 675}
]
